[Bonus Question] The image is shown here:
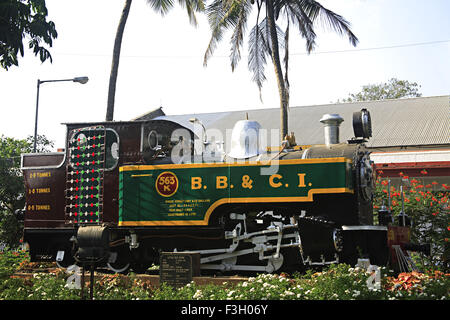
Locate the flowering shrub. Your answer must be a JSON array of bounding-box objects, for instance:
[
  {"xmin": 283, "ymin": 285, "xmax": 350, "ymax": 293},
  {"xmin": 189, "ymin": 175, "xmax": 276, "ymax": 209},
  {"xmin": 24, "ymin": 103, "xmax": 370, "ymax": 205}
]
[
  {"xmin": 152, "ymin": 264, "xmax": 449, "ymax": 300},
  {"xmin": 1, "ymin": 250, "xmax": 449, "ymax": 300},
  {"xmin": 384, "ymin": 270, "xmax": 450, "ymax": 300},
  {"xmin": 0, "ymin": 248, "xmax": 30, "ymax": 278},
  {"xmin": 0, "ymin": 249, "xmax": 78, "ymax": 300},
  {"xmin": 0, "ymin": 249, "xmax": 151, "ymax": 300},
  {"xmin": 373, "ymin": 172, "xmax": 450, "ymax": 270}
]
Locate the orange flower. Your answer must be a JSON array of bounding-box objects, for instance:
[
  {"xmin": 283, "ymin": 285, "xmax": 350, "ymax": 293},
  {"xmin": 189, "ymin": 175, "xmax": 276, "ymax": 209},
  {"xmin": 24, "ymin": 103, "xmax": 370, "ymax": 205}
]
[{"xmin": 385, "ymin": 272, "xmax": 430, "ymax": 292}]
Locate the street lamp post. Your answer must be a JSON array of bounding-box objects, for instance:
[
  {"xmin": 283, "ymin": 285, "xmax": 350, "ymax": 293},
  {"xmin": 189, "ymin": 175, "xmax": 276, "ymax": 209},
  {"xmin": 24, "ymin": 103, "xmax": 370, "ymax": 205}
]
[{"xmin": 33, "ymin": 76, "xmax": 89, "ymax": 152}]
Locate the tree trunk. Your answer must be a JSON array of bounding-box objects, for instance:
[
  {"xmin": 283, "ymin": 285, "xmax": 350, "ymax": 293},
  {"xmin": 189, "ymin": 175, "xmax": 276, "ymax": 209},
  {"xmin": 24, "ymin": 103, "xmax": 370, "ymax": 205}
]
[
  {"xmin": 106, "ymin": 0, "xmax": 132, "ymax": 121},
  {"xmin": 266, "ymin": 0, "xmax": 288, "ymax": 141}
]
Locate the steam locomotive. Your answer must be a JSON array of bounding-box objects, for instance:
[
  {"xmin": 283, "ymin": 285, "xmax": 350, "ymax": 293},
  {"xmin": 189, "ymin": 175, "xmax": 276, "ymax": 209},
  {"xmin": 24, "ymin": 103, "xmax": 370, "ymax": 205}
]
[{"xmin": 19, "ymin": 109, "xmax": 418, "ymax": 274}]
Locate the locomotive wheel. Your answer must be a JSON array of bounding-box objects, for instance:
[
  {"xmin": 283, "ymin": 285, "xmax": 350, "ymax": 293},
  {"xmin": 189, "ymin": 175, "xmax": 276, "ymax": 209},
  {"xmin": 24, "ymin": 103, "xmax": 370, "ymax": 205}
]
[
  {"xmin": 55, "ymin": 246, "xmax": 75, "ymax": 269},
  {"xmin": 55, "ymin": 252, "xmax": 75, "ymax": 269},
  {"xmin": 107, "ymin": 260, "xmax": 130, "ymax": 274},
  {"xmin": 107, "ymin": 246, "xmax": 131, "ymax": 273}
]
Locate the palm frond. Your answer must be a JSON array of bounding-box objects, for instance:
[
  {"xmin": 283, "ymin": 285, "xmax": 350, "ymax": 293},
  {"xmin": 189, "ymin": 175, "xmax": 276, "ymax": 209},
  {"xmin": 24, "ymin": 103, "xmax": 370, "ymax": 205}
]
[
  {"xmin": 177, "ymin": 0, "xmax": 205, "ymax": 26},
  {"xmin": 258, "ymin": 15, "xmax": 285, "ymax": 55},
  {"xmin": 230, "ymin": 0, "xmax": 252, "ymax": 71},
  {"xmin": 148, "ymin": 0, "xmax": 204, "ymax": 25},
  {"xmin": 203, "ymin": 0, "xmax": 237, "ymax": 66},
  {"xmin": 300, "ymin": 0, "xmax": 358, "ymax": 47},
  {"xmin": 147, "ymin": 0, "xmax": 175, "ymax": 16},
  {"xmin": 284, "ymin": 1, "xmax": 316, "ymax": 53},
  {"xmin": 248, "ymin": 16, "xmax": 272, "ymax": 97}
]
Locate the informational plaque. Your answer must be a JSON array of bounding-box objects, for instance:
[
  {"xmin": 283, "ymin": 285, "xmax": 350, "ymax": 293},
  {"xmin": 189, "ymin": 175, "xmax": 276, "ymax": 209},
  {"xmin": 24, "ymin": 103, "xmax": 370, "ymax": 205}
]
[{"xmin": 159, "ymin": 252, "xmax": 200, "ymax": 288}]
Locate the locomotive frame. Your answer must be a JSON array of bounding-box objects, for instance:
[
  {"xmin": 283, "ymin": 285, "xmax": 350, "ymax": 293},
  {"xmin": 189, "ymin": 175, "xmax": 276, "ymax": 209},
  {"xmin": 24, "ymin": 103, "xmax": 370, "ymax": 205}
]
[{"xmin": 19, "ymin": 111, "xmax": 422, "ymax": 274}]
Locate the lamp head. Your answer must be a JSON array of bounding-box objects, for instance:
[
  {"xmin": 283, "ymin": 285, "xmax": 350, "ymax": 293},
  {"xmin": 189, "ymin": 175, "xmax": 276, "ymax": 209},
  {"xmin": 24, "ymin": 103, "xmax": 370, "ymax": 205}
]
[{"xmin": 73, "ymin": 76, "xmax": 89, "ymax": 84}]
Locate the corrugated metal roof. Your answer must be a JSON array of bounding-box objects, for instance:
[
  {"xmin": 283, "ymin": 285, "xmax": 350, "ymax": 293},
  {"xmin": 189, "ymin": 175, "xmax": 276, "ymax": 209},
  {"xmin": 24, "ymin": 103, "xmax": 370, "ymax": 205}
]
[{"xmin": 135, "ymin": 95, "xmax": 450, "ymax": 149}]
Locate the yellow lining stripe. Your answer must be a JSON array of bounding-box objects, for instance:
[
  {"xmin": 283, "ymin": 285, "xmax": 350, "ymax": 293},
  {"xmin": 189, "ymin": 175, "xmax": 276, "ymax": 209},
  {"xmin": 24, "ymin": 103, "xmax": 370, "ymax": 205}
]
[
  {"xmin": 131, "ymin": 174, "xmax": 152, "ymax": 178},
  {"xmin": 119, "ymin": 157, "xmax": 352, "ymax": 172},
  {"xmin": 118, "ymin": 187, "xmax": 353, "ymax": 226}
]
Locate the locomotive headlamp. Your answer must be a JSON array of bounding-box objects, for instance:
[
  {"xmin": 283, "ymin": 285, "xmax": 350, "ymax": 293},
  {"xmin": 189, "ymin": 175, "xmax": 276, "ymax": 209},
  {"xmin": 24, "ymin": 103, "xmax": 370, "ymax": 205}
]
[
  {"xmin": 352, "ymin": 108, "xmax": 372, "ymax": 139},
  {"xmin": 148, "ymin": 130, "xmax": 159, "ymax": 150}
]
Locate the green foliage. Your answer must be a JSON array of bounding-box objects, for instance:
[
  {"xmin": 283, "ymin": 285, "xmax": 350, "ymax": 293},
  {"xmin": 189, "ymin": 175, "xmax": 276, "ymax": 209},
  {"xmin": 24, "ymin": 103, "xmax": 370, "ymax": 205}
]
[
  {"xmin": 0, "ymin": 247, "xmax": 28, "ymax": 277},
  {"xmin": 0, "ymin": 134, "xmax": 53, "ymax": 248},
  {"xmin": 339, "ymin": 78, "xmax": 422, "ymax": 102},
  {"xmin": 0, "ymin": 0, "xmax": 57, "ymax": 70},
  {"xmin": 0, "ymin": 249, "xmax": 79, "ymax": 300},
  {"xmin": 1, "ymin": 249, "xmax": 449, "ymax": 300},
  {"xmin": 0, "ymin": 136, "xmax": 29, "ymax": 248},
  {"xmin": 145, "ymin": 264, "xmax": 450, "ymax": 300},
  {"xmin": 373, "ymin": 173, "xmax": 450, "ymax": 271}
]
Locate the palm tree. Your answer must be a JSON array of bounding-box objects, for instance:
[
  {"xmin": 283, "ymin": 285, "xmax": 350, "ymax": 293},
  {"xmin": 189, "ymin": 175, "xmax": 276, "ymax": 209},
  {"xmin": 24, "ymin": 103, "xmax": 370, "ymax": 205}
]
[
  {"xmin": 203, "ymin": 0, "xmax": 358, "ymax": 141},
  {"xmin": 106, "ymin": 0, "xmax": 205, "ymax": 121}
]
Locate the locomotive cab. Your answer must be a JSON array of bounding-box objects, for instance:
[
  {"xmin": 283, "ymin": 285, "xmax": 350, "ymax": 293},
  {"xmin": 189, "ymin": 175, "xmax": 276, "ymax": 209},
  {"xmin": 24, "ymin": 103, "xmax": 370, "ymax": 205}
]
[{"xmin": 21, "ymin": 119, "xmax": 195, "ymax": 267}]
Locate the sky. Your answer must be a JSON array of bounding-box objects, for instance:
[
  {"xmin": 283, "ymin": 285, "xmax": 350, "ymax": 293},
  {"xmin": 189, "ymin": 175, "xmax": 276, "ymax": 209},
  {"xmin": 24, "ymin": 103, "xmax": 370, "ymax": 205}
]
[{"xmin": 0, "ymin": 0, "xmax": 449, "ymax": 150}]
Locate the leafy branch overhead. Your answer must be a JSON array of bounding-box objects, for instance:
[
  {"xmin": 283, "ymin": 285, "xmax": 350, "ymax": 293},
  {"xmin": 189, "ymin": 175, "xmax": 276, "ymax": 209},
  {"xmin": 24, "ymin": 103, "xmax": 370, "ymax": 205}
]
[
  {"xmin": 0, "ymin": 134, "xmax": 53, "ymax": 247},
  {"xmin": 339, "ymin": 78, "xmax": 422, "ymax": 102},
  {"xmin": 0, "ymin": 0, "xmax": 57, "ymax": 70},
  {"xmin": 203, "ymin": 0, "xmax": 358, "ymax": 139}
]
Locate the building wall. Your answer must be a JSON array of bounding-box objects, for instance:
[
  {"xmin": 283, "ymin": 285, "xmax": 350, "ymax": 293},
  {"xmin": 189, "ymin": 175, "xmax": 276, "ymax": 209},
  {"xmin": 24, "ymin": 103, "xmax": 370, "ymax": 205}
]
[{"xmin": 371, "ymin": 149, "xmax": 450, "ymax": 189}]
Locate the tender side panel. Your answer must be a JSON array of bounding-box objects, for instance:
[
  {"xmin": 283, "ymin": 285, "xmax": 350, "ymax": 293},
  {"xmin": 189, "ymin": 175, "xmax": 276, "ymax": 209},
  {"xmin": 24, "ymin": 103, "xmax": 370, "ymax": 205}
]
[
  {"xmin": 22, "ymin": 153, "xmax": 66, "ymax": 228},
  {"xmin": 119, "ymin": 158, "xmax": 354, "ymax": 226}
]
